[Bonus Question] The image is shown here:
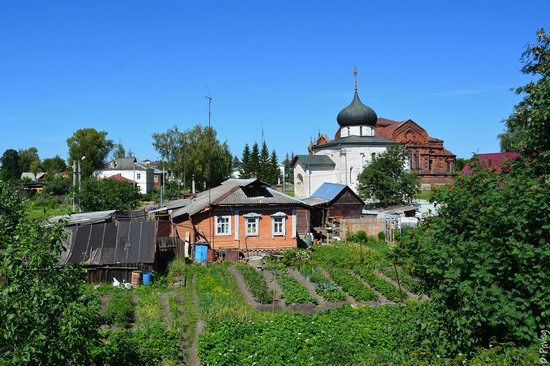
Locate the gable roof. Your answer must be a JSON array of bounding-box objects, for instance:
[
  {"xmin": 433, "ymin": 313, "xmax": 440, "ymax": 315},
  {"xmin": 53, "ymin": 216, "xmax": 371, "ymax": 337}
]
[
  {"xmin": 105, "ymin": 174, "xmax": 135, "ymax": 184},
  {"xmin": 312, "ymin": 135, "xmax": 396, "ymax": 149},
  {"xmin": 170, "ymin": 178, "xmax": 303, "ymax": 218},
  {"xmin": 309, "ymin": 182, "xmax": 365, "ymax": 206},
  {"xmin": 102, "ymin": 157, "xmax": 150, "ymax": 171},
  {"xmin": 292, "ymin": 155, "xmax": 336, "ymax": 167},
  {"xmin": 21, "ymin": 172, "xmax": 46, "ymax": 181}
]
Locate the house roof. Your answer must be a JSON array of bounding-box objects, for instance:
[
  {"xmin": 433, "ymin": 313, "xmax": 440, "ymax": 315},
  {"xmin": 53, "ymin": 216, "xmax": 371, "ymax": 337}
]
[
  {"xmin": 313, "ymin": 135, "xmax": 396, "ymax": 149},
  {"xmin": 461, "ymin": 152, "xmax": 520, "ymax": 175},
  {"xmin": 292, "ymin": 155, "xmax": 336, "ymax": 167},
  {"xmin": 311, "ymin": 183, "xmax": 348, "ymax": 201},
  {"xmin": 102, "ymin": 157, "xmax": 150, "ymax": 171},
  {"xmin": 302, "ymin": 196, "xmax": 330, "ymax": 206},
  {"xmin": 170, "ymin": 178, "xmax": 303, "ymax": 218},
  {"xmin": 105, "ymin": 174, "xmax": 135, "ymax": 184},
  {"xmin": 49, "ymin": 210, "xmax": 117, "ymax": 226},
  {"xmin": 20, "ymin": 172, "xmax": 46, "ymax": 181},
  {"xmin": 376, "ymin": 117, "xmax": 399, "ymax": 127},
  {"xmin": 59, "ymin": 219, "xmax": 157, "ymax": 266}
]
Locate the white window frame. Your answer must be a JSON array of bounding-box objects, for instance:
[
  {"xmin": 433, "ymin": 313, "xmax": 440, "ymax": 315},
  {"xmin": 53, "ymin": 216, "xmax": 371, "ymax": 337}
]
[
  {"xmin": 136, "ymin": 173, "xmax": 141, "ymax": 180},
  {"xmin": 243, "ymin": 212, "xmax": 261, "ymax": 237},
  {"xmin": 271, "ymin": 212, "xmax": 287, "ymax": 237},
  {"xmin": 215, "ymin": 215, "xmax": 232, "ymax": 236}
]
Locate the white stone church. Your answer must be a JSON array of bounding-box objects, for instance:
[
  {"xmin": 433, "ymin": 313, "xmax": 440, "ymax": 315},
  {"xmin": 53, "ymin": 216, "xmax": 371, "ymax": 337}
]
[{"xmin": 292, "ymin": 72, "xmax": 395, "ymax": 198}]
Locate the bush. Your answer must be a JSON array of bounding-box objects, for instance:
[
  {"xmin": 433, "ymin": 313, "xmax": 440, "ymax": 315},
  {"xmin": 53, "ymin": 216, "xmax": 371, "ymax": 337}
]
[
  {"xmin": 281, "ymin": 248, "xmax": 311, "ymax": 268},
  {"xmin": 166, "ymin": 258, "xmax": 186, "ymax": 284},
  {"xmin": 377, "ymin": 231, "xmax": 385, "ymax": 241}
]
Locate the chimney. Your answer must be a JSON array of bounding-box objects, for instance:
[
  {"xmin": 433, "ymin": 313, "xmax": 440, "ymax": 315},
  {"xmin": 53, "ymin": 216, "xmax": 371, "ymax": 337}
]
[{"xmin": 192, "ymin": 174, "xmax": 196, "ymax": 194}]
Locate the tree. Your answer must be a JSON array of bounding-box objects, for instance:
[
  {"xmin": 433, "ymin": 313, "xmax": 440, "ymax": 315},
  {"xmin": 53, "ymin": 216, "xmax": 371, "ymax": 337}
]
[
  {"xmin": 249, "ymin": 143, "xmax": 260, "ymax": 178},
  {"xmin": 239, "ymin": 144, "xmax": 251, "ymax": 178},
  {"xmin": 499, "ymin": 28, "xmax": 550, "ymax": 158},
  {"xmin": 112, "ymin": 142, "xmax": 126, "ymax": 160},
  {"xmin": 18, "ymin": 147, "xmax": 40, "ymax": 173},
  {"xmin": 269, "ymin": 150, "xmax": 280, "ymax": 184},
  {"xmin": 44, "ymin": 175, "xmax": 70, "ymax": 196},
  {"xmin": 357, "ymin": 144, "xmax": 420, "ymax": 206},
  {"xmin": 0, "ymin": 149, "xmax": 21, "ymax": 181},
  {"xmin": 282, "ymin": 152, "xmax": 295, "ymax": 185},
  {"xmin": 152, "ymin": 124, "xmax": 232, "ymax": 190},
  {"xmin": 0, "ymin": 181, "xmax": 99, "ymax": 364},
  {"xmin": 67, "ymin": 128, "xmax": 114, "ymax": 178},
  {"xmin": 394, "ymin": 29, "xmax": 550, "ymax": 356},
  {"xmin": 77, "ymin": 178, "xmax": 141, "ymax": 212},
  {"xmin": 41, "ymin": 155, "xmax": 67, "ymax": 173},
  {"xmin": 258, "ymin": 141, "xmax": 270, "ymax": 181},
  {"xmin": 454, "ymin": 157, "xmax": 468, "ymax": 172}
]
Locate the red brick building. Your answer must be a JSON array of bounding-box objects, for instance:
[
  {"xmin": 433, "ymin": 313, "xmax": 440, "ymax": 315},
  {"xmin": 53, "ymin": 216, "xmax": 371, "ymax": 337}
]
[{"xmin": 376, "ymin": 118, "xmax": 456, "ymax": 188}]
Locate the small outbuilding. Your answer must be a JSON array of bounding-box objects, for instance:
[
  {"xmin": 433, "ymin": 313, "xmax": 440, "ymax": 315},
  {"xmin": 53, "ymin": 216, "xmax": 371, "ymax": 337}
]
[{"xmin": 303, "ymin": 183, "xmax": 365, "ymax": 227}]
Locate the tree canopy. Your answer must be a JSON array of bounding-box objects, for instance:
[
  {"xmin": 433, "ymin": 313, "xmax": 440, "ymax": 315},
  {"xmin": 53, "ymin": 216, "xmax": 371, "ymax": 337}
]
[
  {"xmin": 395, "ymin": 29, "xmax": 550, "ymax": 356},
  {"xmin": 0, "ymin": 180, "xmax": 99, "ymax": 364},
  {"xmin": 77, "ymin": 178, "xmax": 141, "ymax": 212},
  {"xmin": 18, "ymin": 147, "xmax": 40, "ymax": 174},
  {"xmin": 41, "ymin": 155, "xmax": 67, "ymax": 173},
  {"xmin": 238, "ymin": 141, "xmax": 280, "ymax": 184},
  {"xmin": 152, "ymin": 124, "xmax": 232, "ymax": 190},
  {"xmin": 357, "ymin": 144, "xmax": 420, "ymax": 207},
  {"xmin": 67, "ymin": 128, "xmax": 114, "ymax": 178},
  {"xmin": 0, "ymin": 149, "xmax": 21, "ymax": 181}
]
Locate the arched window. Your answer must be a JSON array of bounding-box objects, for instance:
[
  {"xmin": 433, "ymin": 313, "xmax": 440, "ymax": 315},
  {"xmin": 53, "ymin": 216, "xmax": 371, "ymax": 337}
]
[
  {"xmin": 349, "ymin": 167, "xmax": 354, "ymax": 183},
  {"xmin": 297, "ymin": 173, "xmax": 304, "ymax": 185},
  {"xmin": 429, "ymin": 159, "xmax": 433, "ymax": 172},
  {"xmin": 360, "ymin": 126, "xmax": 363, "ymax": 136},
  {"xmin": 371, "ymin": 152, "xmax": 376, "ymax": 162}
]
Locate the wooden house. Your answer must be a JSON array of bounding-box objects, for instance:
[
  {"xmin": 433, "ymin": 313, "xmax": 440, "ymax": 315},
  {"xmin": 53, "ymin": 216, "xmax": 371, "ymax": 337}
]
[
  {"xmin": 169, "ymin": 179, "xmax": 310, "ymax": 256},
  {"xmin": 303, "ymin": 183, "xmax": 365, "ymax": 227}
]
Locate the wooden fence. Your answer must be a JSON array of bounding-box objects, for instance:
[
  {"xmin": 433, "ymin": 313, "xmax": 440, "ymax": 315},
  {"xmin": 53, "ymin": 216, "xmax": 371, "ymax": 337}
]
[{"xmin": 340, "ymin": 216, "xmax": 385, "ymax": 239}]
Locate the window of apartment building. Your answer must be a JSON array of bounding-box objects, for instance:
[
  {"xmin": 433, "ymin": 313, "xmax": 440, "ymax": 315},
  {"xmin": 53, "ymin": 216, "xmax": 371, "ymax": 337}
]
[{"xmin": 215, "ymin": 215, "xmax": 231, "ymax": 235}]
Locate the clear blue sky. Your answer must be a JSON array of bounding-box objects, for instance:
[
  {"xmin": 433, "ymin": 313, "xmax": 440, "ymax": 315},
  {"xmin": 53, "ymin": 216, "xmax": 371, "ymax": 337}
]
[{"xmin": 1, "ymin": 1, "xmax": 548, "ymax": 162}]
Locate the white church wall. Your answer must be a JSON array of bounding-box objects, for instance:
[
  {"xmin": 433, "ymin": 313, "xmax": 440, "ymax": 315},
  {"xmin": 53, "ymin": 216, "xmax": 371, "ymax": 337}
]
[
  {"xmin": 293, "ymin": 161, "xmax": 338, "ymax": 198},
  {"xmin": 340, "ymin": 125, "xmax": 375, "ymax": 137}
]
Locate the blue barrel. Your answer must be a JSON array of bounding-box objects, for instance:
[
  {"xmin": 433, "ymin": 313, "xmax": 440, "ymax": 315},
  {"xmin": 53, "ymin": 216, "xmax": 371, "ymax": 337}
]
[
  {"xmin": 194, "ymin": 242, "xmax": 209, "ymax": 262},
  {"xmin": 142, "ymin": 272, "xmax": 152, "ymax": 285}
]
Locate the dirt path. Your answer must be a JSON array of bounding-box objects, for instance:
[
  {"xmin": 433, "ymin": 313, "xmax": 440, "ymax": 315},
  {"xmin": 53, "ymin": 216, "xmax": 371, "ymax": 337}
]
[
  {"xmin": 159, "ymin": 292, "xmax": 173, "ymax": 330},
  {"xmin": 351, "ymin": 272, "xmax": 394, "ymax": 306},
  {"xmin": 229, "ymin": 267, "xmax": 284, "ymax": 312},
  {"xmin": 189, "ymin": 275, "xmax": 204, "ymax": 366},
  {"xmin": 100, "ymin": 293, "xmax": 112, "ymax": 311},
  {"xmin": 319, "ymin": 268, "xmax": 357, "ymax": 306},
  {"xmin": 287, "ymin": 268, "xmax": 326, "ymax": 306},
  {"xmin": 376, "ymin": 270, "xmax": 430, "ymax": 301},
  {"xmin": 262, "ymin": 270, "xmax": 285, "ymax": 306}
]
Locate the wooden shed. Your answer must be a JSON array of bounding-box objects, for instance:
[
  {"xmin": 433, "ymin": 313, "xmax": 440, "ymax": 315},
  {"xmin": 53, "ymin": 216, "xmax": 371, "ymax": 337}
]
[{"xmin": 303, "ymin": 183, "xmax": 365, "ymax": 227}]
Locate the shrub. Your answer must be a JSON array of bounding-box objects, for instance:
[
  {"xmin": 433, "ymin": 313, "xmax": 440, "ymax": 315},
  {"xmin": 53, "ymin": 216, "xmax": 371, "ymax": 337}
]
[
  {"xmin": 355, "ymin": 230, "xmax": 368, "ymax": 242},
  {"xmin": 166, "ymin": 258, "xmax": 186, "ymax": 284},
  {"xmin": 377, "ymin": 231, "xmax": 386, "ymax": 241}
]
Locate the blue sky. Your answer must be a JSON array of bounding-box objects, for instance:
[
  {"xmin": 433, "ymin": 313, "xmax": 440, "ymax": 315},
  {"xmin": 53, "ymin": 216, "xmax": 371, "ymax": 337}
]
[{"xmin": 1, "ymin": 1, "xmax": 548, "ymax": 162}]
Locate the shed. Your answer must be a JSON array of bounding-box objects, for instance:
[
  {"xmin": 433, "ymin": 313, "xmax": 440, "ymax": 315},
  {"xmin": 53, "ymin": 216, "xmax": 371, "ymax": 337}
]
[{"xmin": 303, "ymin": 183, "xmax": 365, "ymax": 227}]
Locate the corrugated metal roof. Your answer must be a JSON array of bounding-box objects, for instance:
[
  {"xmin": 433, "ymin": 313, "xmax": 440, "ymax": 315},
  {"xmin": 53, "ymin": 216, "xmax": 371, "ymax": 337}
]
[
  {"xmin": 311, "ymin": 183, "xmax": 348, "ymax": 201},
  {"xmin": 59, "ymin": 220, "xmax": 157, "ymax": 266},
  {"xmin": 293, "ymin": 155, "xmax": 335, "ymax": 166},
  {"xmin": 49, "ymin": 210, "xmax": 117, "ymax": 226}
]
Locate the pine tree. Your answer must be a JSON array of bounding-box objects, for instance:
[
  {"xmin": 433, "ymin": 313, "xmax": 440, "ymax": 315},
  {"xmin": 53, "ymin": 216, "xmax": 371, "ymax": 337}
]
[
  {"xmin": 250, "ymin": 143, "xmax": 260, "ymax": 178},
  {"xmin": 258, "ymin": 142, "xmax": 270, "ymax": 181},
  {"xmin": 240, "ymin": 144, "xmax": 251, "ymax": 178},
  {"xmin": 269, "ymin": 150, "xmax": 279, "ymax": 184}
]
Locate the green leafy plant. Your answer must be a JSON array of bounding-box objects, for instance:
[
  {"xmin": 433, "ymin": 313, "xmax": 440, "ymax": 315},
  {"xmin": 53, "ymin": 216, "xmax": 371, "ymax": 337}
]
[
  {"xmin": 103, "ymin": 288, "xmax": 134, "ymax": 327},
  {"xmin": 276, "ymin": 272, "xmax": 317, "ymax": 304},
  {"xmin": 326, "ymin": 267, "xmax": 377, "ymax": 302},
  {"xmin": 237, "ymin": 264, "xmax": 273, "ymax": 304},
  {"xmin": 355, "ymin": 267, "xmax": 405, "ymax": 303},
  {"xmin": 299, "ymin": 266, "xmax": 346, "ymax": 302}
]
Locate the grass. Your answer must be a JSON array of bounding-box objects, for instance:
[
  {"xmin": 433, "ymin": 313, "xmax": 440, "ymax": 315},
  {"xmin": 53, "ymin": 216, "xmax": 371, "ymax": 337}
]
[{"xmin": 415, "ymin": 190, "xmax": 433, "ymax": 200}]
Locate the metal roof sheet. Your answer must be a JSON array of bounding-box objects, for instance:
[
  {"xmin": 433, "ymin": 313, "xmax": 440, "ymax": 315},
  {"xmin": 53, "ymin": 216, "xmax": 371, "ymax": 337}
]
[
  {"xmin": 302, "ymin": 196, "xmax": 330, "ymax": 206},
  {"xmin": 313, "ymin": 135, "xmax": 396, "ymax": 149},
  {"xmin": 49, "ymin": 210, "xmax": 117, "ymax": 226},
  {"xmin": 293, "ymin": 155, "xmax": 335, "ymax": 166},
  {"xmin": 311, "ymin": 183, "xmax": 348, "ymax": 201},
  {"xmin": 219, "ymin": 186, "xmax": 304, "ymax": 206}
]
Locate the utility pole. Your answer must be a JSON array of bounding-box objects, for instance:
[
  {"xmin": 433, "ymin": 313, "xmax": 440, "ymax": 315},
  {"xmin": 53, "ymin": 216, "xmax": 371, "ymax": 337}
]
[
  {"xmin": 160, "ymin": 166, "xmax": 164, "ymax": 208},
  {"xmin": 72, "ymin": 160, "xmax": 76, "ymax": 213},
  {"xmin": 205, "ymin": 95, "xmax": 213, "ymax": 250}
]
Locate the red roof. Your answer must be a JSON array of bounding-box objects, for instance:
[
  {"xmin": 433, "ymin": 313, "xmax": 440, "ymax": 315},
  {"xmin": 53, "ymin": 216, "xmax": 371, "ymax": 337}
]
[
  {"xmin": 376, "ymin": 117, "xmax": 399, "ymax": 127},
  {"xmin": 461, "ymin": 152, "xmax": 520, "ymax": 175},
  {"xmin": 105, "ymin": 174, "xmax": 135, "ymax": 184}
]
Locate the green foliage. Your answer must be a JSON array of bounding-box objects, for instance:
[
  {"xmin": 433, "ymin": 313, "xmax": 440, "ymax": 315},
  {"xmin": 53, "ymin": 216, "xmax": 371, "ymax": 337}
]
[
  {"xmin": 0, "ymin": 149, "xmax": 21, "ymax": 181},
  {"xmin": 380, "ymin": 266, "xmax": 423, "ymax": 295},
  {"xmin": 41, "ymin": 155, "xmax": 67, "ymax": 173},
  {"xmin": 300, "ymin": 266, "xmax": 346, "ymax": 302},
  {"xmin": 67, "ymin": 128, "xmax": 114, "ymax": 178},
  {"xmin": 348, "ymin": 229, "xmax": 368, "ymax": 242},
  {"xmin": 43, "ymin": 174, "xmax": 70, "ymax": 195},
  {"xmin": 152, "ymin": 124, "xmax": 232, "ymax": 190},
  {"xmin": 166, "ymin": 257, "xmax": 186, "ymax": 284},
  {"xmin": 396, "ymin": 159, "xmax": 549, "ymax": 350},
  {"xmin": 161, "ymin": 180, "xmax": 186, "ymax": 200},
  {"xmin": 355, "ymin": 267, "xmax": 405, "ymax": 302},
  {"xmin": 281, "ymin": 248, "xmax": 312, "ymax": 268},
  {"xmin": 499, "ymin": 28, "xmax": 550, "ymax": 156},
  {"xmin": 237, "ymin": 264, "xmax": 273, "ymax": 304},
  {"xmin": 0, "ymin": 186, "xmax": 100, "ymax": 364},
  {"xmin": 378, "ymin": 231, "xmax": 386, "ymax": 241},
  {"xmin": 326, "ymin": 267, "xmax": 377, "ymax": 301},
  {"xmin": 276, "ymin": 272, "xmax": 317, "ymax": 304},
  {"xmin": 77, "ymin": 177, "xmax": 141, "ymax": 211},
  {"xmin": 239, "ymin": 141, "xmax": 280, "ymax": 184},
  {"xmin": 358, "ymin": 144, "xmax": 420, "ymax": 207},
  {"xmin": 455, "ymin": 157, "xmax": 469, "ymax": 172},
  {"xmin": 103, "ymin": 289, "xmax": 134, "ymax": 327},
  {"xmin": 0, "ymin": 181, "xmax": 24, "ymax": 247},
  {"xmin": 18, "ymin": 147, "xmax": 40, "ymax": 174},
  {"xmin": 92, "ymin": 329, "xmax": 181, "ymax": 366}
]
